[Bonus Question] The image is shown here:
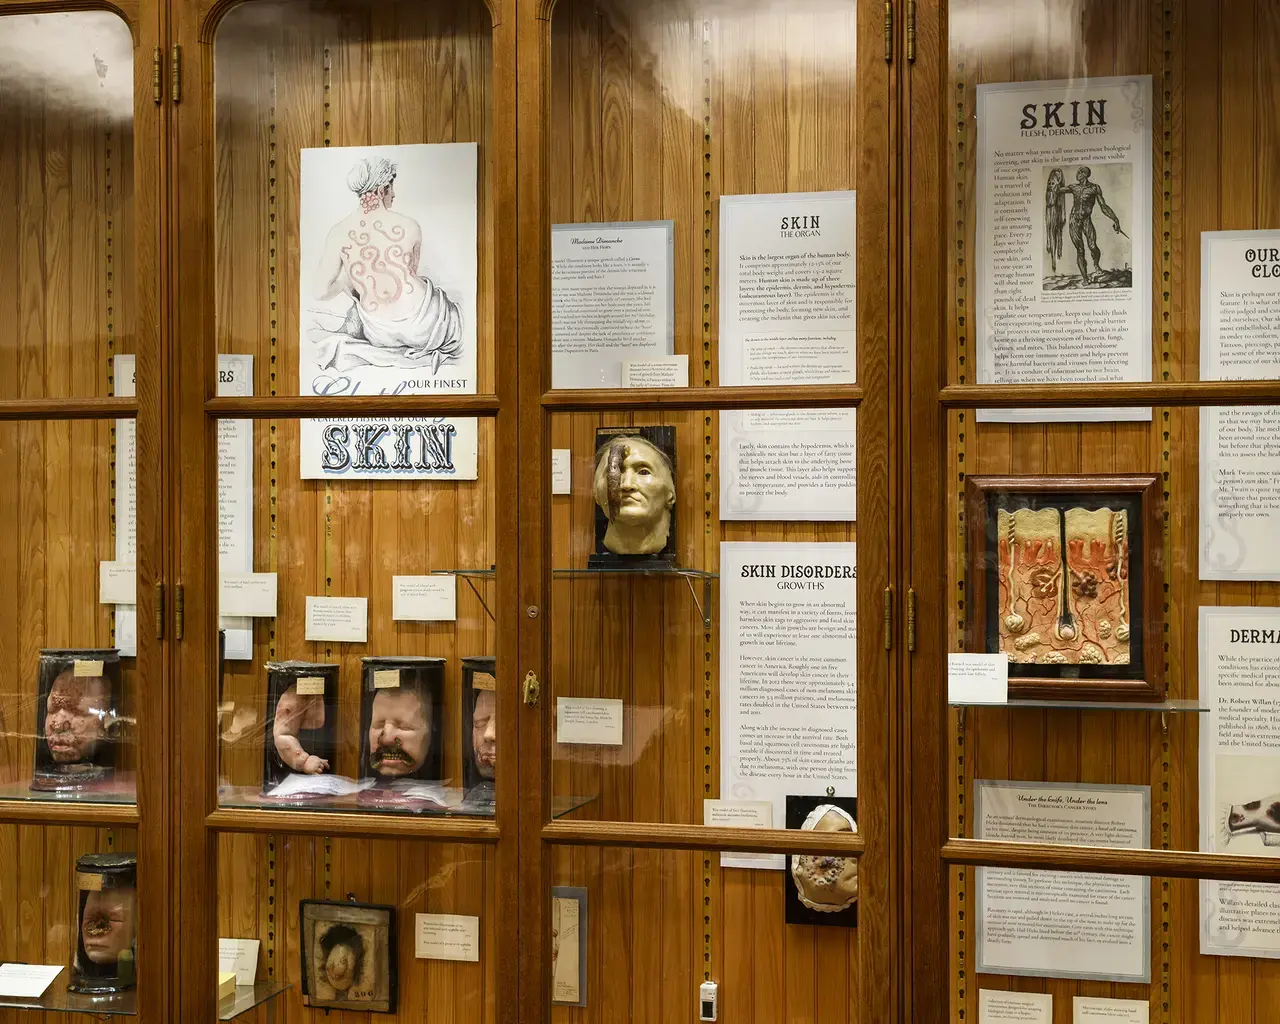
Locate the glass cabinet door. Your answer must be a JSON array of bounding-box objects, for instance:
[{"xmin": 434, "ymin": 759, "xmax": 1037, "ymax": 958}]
[
  {"xmin": 907, "ymin": 2, "xmax": 1280, "ymax": 1022},
  {"xmin": 0, "ymin": 5, "xmax": 167, "ymax": 1022},
  {"xmin": 523, "ymin": 0, "xmax": 891, "ymax": 1019},
  {"xmin": 173, "ymin": 0, "xmax": 517, "ymax": 1019}
]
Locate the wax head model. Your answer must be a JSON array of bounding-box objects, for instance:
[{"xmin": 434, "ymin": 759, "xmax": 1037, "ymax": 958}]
[{"xmin": 591, "ymin": 436, "xmax": 676, "ymax": 556}]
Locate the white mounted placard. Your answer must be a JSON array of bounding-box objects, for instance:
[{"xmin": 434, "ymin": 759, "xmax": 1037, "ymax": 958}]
[
  {"xmin": 304, "ymin": 596, "xmax": 368, "ymax": 643},
  {"xmin": 217, "ymin": 354, "xmax": 255, "ymax": 660},
  {"xmin": 622, "ymin": 355, "xmax": 687, "ymax": 388},
  {"xmin": 0, "ymin": 964, "xmax": 63, "ymax": 999},
  {"xmin": 113, "ymin": 353, "xmax": 138, "ymax": 657},
  {"xmin": 1073, "ymin": 997, "xmax": 1148, "ymax": 1024},
  {"xmin": 415, "ymin": 914, "xmax": 480, "ymax": 962},
  {"xmin": 947, "ymin": 653, "xmax": 1009, "ymax": 705},
  {"xmin": 391, "ymin": 575, "xmax": 457, "ymax": 622},
  {"xmin": 551, "ymin": 449, "xmax": 571, "ymax": 495},
  {"xmin": 220, "ymin": 573, "xmax": 278, "ymax": 618},
  {"xmin": 98, "ymin": 562, "xmax": 137, "ymax": 605},
  {"xmin": 218, "ymin": 938, "xmax": 260, "ymax": 986},
  {"xmin": 979, "ymin": 990, "xmax": 1052, "ymax": 1023},
  {"xmin": 556, "ymin": 698, "xmax": 624, "ymax": 746}
]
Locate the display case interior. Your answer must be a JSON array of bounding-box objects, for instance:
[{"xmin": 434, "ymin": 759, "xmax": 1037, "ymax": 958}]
[
  {"xmin": 217, "ymin": 833, "xmax": 493, "ymax": 1022},
  {"xmin": 216, "ymin": 417, "xmax": 496, "ymax": 816},
  {"xmin": 548, "ymin": 407, "xmax": 857, "ymax": 830},
  {"xmin": 549, "ymin": 0, "xmax": 859, "ymax": 389},
  {"xmin": 0, "ymin": 12, "xmax": 136, "ymax": 401},
  {"xmin": 549, "ymin": 841, "xmax": 861, "ymax": 1021},
  {"xmin": 0, "ymin": 825, "xmax": 138, "ymax": 1011},
  {"xmin": 0, "ymin": 422, "xmax": 139, "ymax": 806},
  {"xmin": 212, "ymin": 0, "xmax": 497, "ymax": 396}
]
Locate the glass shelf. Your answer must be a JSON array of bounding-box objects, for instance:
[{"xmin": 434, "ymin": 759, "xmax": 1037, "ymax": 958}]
[
  {"xmin": 218, "ymin": 784, "xmax": 594, "ymax": 820},
  {"xmin": 949, "ymin": 698, "xmax": 1207, "ymax": 712},
  {"xmin": 553, "ymin": 566, "xmax": 717, "ymax": 627},
  {"xmin": 0, "ymin": 986, "xmax": 135, "ymax": 1016},
  {"xmin": 218, "ymin": 981, "xmax": 291, "ymax": 1021},
  {"xmin": 0, "ymin": 777, "xmax": 137, "ymax": 806}
]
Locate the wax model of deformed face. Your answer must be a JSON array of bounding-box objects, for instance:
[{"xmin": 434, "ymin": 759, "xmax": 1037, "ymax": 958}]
[
  {"xmin": 791, "ymin": 806, "xmax": 859, "ymax": 913},
  {"xmin": 45, "ymin": 670, "xmax": 111, "ymax": 765},
  {"xmin": 592, "ymin": 436, "xmax": 676, "ymax": 556},
  {"xmin": 471, "ymin": 688, "xmax": 496, "ymax": 780},
  {"xmin": 368, "ymin": 688, "xmax": 432, "ymax": 777},
  {"xmin": 81, "ymin": 887, "xmax": 137, "ymax": 965},
  {"xmin": 273, "ymin": 685, "xmax": 330, "ymax": 775},
  {"xmin": 318, "ymin": 924, "xmax": 365, "ymax": 994}
]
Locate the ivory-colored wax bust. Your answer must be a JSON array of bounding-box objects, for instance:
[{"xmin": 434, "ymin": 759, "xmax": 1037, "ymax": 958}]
[
  {"xmin": 592, "ymin": 436, "xmax": 675, "ymax": 556},
  {"xmin": 791, "ymin": 805, "xmax": 859, "ymax": 913}
]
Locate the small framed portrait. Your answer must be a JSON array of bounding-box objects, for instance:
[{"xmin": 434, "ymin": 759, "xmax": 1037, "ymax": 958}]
[
  {"xmin": 550, "ymin": 886, "xmax": 587, "ymax": 1006},
  {"xmin": 300, "ymin": 900, "xmax": 396, "ymax": 1013},
  {"xmin": 785, "ymin": 795, "xmax": 859, "ymax": 928},
  {"xmin": 589, "ymin": 425, "xmax": 677, "ymax": 569},
  {"xmin": 965, "ymin": 475, "xmax": 1163, "ymax": 701}
]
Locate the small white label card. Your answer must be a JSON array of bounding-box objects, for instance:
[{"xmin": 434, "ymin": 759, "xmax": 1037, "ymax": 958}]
[
  {"xmin": 304, "ymin": 596, "xmax": 368, "ymax": 643},
  {"xmin": 391, "ymin": 575, "xmax": 457, "ymax": 622},
  {"xmin": 703, "ymin": 799, "xmax": 773, "ymax": 829},
  {"xmin": 947, "ymin": 653, "xmax": 1009, "ymax": 705},
  {"xmin": 622, "ymin": 354, "xmax": 688, "ymax": 388},
  {"xmin": 0, "ymin": 963, "xmax": 64, "ymax": 999},
  {"xmin": 551, "ymin": 449, "xmax": 572, "ymax": 495},
  {"xmin": 415, "ymin": 913, "xmax": 480, "ymax": 962},
  {"xmin": 218, "ymin": 938, "xmax": 260, "ymax": 986},
  {"xmin": 979, "ymin": 990, "xmax": 1052, "ymax": 1023},
  {"xmin": 373, "ymin": 669, "xmax": 401, "ymax": 689},
  {"xmin": 295, "ymin": 676, "xmax": 326, "ymax": 696},
  {"xmin": 220, "ymin": 573, "xmax": 279, "ymax": 618},
  {"xmin": 556, "ymin": 697, "xmax": 625, "ymax": 746},
  {"xmin": 98, "ymin": 562, "xmax": 137, "ymax": 605},
  {"xmin": 74, "ymin": 660, "xmax": 104, "ymax": 679},
  {"xmin": 1073, "ymin": 997, "xmax": 1149, "ymax": 1024}
]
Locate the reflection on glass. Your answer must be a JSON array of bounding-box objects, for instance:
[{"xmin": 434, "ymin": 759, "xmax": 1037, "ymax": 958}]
[{"xmin": 0, "ymin": 13, "xmax": 135, "ymax": 400}]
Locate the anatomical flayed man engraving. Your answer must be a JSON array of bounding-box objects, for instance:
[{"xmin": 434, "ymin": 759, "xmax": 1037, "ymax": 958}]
[
  {"xmin": 997, "ymin": 505, "xmax": 1131, "ymax": 666},
  {"xmin": 1042, "ymin": 162, "xmax": 1133, "ymax": 290}
]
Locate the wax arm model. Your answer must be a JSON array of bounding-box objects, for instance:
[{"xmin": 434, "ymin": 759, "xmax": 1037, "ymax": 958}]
[{"xmin": 273, "ymin": 688, "xmax": 329, "ymax": 774}]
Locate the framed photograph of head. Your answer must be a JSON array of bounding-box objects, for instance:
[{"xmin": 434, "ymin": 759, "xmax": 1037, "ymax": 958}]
[
  {"xmin": 33, "ymin": 649, "xmax": 124, "ymax": 793},
  {"xmin": 785, "ymin": 795, "xmax": 859, "ymax": 928},
  {"xmin": 589, "ymin": 426, "xmax": 677, "ymax": 570},
  {"xmin": 300, "ymin": 900, "xmax": 396, "ymax": 1013},
  {"xmin": 965, "ymin": 475, "xmax": 1163, "ymax": 701}
]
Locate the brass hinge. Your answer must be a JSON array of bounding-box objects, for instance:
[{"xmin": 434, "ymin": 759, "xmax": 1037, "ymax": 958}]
[
  {"xmin": 151, "ymin": 48, "xmax": 162, "ymax": 104},
  {"xmin": 907, "ymin": 0, "xmax": 917, "ymax": 62},
  {"xmin": 907, "ymin": 588, "xmax": 917, "ymax": 652},
  {"xmin": 175, "ymin": 583, "xmax": 185, "ymax": 641},
  {"xmin": 170, "ymin": 45, "xmax": 181, "ymax": 104},
  {"xmin": 883, "ymin": 1, "xmax": 893, "ymax": 63},
  {"xmin": 522, "ymin": 671, "xmax": 540, "ymax": 708},
  {"xmin": 883, "ymin": 587, "xmax": 893, "ymax": 651},
  {"xmin": 154, "ymin": 582, "xmax": 165, "ymax": 640}
]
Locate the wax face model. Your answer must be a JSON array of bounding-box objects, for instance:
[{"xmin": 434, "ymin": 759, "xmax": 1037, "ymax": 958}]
[
  {"xmin": 591, "ymin": 436, "xmax": 676, "ymax": 556},
  {"xmin": 368, "ymin": 688, "xmax": 432, "ymax": 777},
  {"xmin": 81, "ymin": 887, "xmax": 137, "ymax": 966},
  {"xmin": 471, "ymin": 688, "xmax": 496, "ymax": 780},
  {"xmin": 45, "ymin": 670, "xmax": 110, "ymax": 764},
  {"xmin": 791, "ymin": 806, "xmax": 859, "ymax": 913}
]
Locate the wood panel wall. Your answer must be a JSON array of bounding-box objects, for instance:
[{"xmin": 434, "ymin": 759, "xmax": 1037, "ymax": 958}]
[
  {"xmin": 945, "ymin": 1, "xmax": 1280, "ymax": 1021},
  {"xmin": 549, "ymin": 2, "xmax": 860, "ymax": 1022},
  {"xmin": 0, "ymin": 12, "xmax": 135, "ymax": 400}
]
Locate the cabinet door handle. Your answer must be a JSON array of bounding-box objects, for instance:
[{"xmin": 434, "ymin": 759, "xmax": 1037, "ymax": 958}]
[
  {"xmin": 154, "ymin": 582, "xmax": 165, "ymax": 640},
  {"xmin": 883, "ymin": 1, "xmax": 893, "ymax": 63},
  {"xmin": 522, "ymin": 671, "xmax": 540, "ymax": 708}
]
